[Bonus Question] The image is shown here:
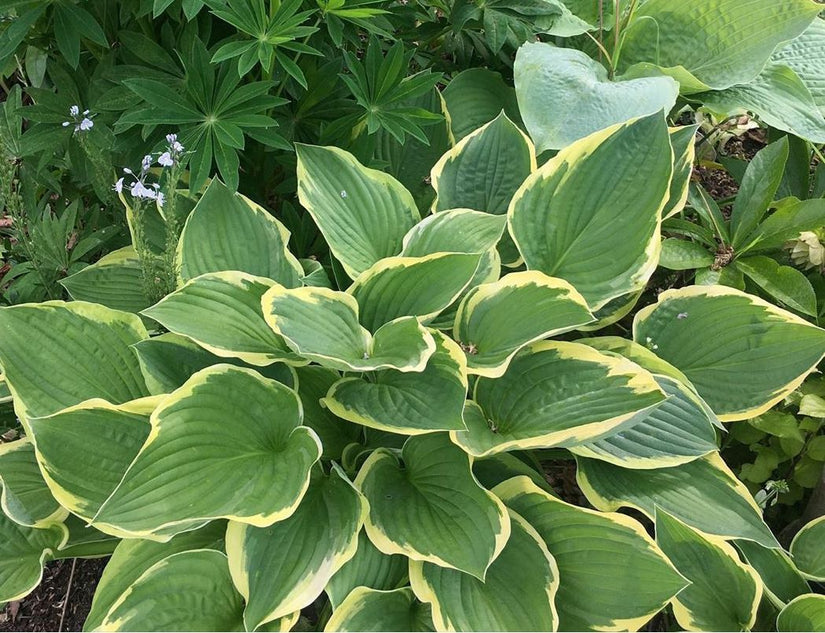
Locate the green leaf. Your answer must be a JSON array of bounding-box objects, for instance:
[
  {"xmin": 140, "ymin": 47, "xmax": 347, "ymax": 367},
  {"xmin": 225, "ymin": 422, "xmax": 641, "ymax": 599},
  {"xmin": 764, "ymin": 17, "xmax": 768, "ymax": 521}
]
[
  {"xmin": 658, "ymin": 238, "xmax": 714, "ymax": 270},
  {"xmin": 0, "ymin": 302, "xmax": 149, "ymax": 419},
  {"xmin": 772, "ymin": 17, "xmax": 825, "ymax": 112},
  {"xmin": 84, "ymin": 522, "xmax": 226, "ymax": 631},
  {"xmin": 577, "ymin": 452, "xmax": 780, "ymax": 548},
  {"xmin": 736, "ymin": 540, "xmax": 811, "ymax": 607},
  {"xmin": 262, "ymin": 285, "xmax": 436, "ymax": 372},
  {"xmin": 453, "ymin": 341, "xmax": 665, "ymax": 456},
  {"xmin": 355, "ymin": 434, "xmax": 509, "ymax": 579},
  {"xmin": 454, "ymin": 272, "xmax": 594, "ymax": 377},
  {"xmin": 0, "ymin": 512, "xmax": 67, "ymax": 603},
  {"xmin": 93, "ymin": 365, "xmax": 321, "ymax": 538},
  {"xmin": 619, "ymin": 0, "xmax": 820, "ymax": 92},
  {"xmin": 777, "ymin": 594, "xmax": 825, "ymax": 632},
  {"xmin": 736, "ymin": 256, "xmax": 817, "ymax": 316},
  {"xmin": 348, "ymin": 253, "xmax": 480, "ymax": 331},
  {"xmin": 61, "ymin": 247, "xmax": 149, "ymax": 315},
  {"xmin": 633, "ymin": 285, "xmax": 825, "ymax": 420},
  {"xmin": 441, "ymin": 69, "xmax": 521, "ymax": 143},
  {"xmin": 326, "ymin": 587, "xmax": 434, "ymax": 632},
  {"xmin": 177, "ymin": 180, "xmax": 303, "ymax": 286},
  {"xmin": 695, "ymin": 264, "xmax": 746, "ymax": 289},
  {"xmin": 509, "ymin": 113, "xmax": 672, "ymax": 309},
  {"xmin": 495, "ymin": 477, "xmax": 687, "ymax": 631},
  {"xmin": 227, "ymin": 465, "xmax": 366, "ymax": 631},
  {"xmin": 96, "ymin": 550, "xmax": 244, "ymax": 631},
  {"xmin": 401, "ymin": 210, "xmax": 507, "ymax": 257},
  {"xmin": 326, "ymin": 531, "xmax": 408, "ymax": 609},
  {"xmin": 409, "ymin": 509, "xmax": 559, "ymax": 632},
  {"xmin": 662, "ymin": 126, "xmax": 698, "ymax": 219},
  {"xmin": 323, "ymin": 330, "xmax": 467, "ymax": 435},
  {"xmin": 296, "ymin": 144, "xmax": 419, "ymax": 279},
  {"xmin": 0, "ymin": 438, "xmax": 64, "ymax": 527},
  {"xmin": 514, "ymin": 43, "xmax": 679, "ymax": 152},
  {"xmin": 741, "ymin": 198, "xmax": 825, "ymax": 252},
  {"xmin": 655, "ymin": 509, "xmax": 761, "ymax": 631},
  {"xmin": 143, "ymin": 272, "xmax": 305, "ymax": 367},
  {"xmin": 790, "ymin": 516, "xmax": 825, "ymax": 581}
]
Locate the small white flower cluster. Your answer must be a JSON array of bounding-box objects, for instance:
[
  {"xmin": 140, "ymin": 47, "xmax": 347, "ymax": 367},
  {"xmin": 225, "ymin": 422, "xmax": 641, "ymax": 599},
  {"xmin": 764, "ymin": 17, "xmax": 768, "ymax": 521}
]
[
  {"xmin": 112, "ymin": 135, "xmax": 185, "ymax": 208},
  {"xmin": 62, "ymin": 105, "xmax": 94, "ymax": 133}
]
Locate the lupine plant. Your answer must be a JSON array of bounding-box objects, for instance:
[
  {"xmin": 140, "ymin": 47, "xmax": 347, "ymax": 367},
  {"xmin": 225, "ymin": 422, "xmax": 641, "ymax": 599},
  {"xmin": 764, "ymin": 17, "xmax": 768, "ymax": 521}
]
[{"xmin": 0, "ymin": 111, "xmax": 824, "ymax": 631}]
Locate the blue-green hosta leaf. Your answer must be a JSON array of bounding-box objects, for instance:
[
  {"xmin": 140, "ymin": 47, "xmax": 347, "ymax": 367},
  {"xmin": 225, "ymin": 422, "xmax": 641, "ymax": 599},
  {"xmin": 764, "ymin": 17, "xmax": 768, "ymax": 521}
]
[
  {"xmin": 790, "ymin": 516, "xmax": 825, "ymax": 581},
  {"xmin": 409, "ymin": 509, "xmax": 559, "ymax": 632},
  {"xmin": 324, "ymin": 331, "xmax": 467, "ymax": 435},
  {"xmin": 83, "ymin": 522, "xmax": 226, "ymax": 631},
  {"xmin": 401, "ymin": 210, "xmax": 507, "ymax": 257},
  {"xmin": 262, "ymin": 285, "xmax": 436, "ymax": 372},
  {"xmin": 227, "ymin": 465, "xmax": 366, "ymax": 631},
  {"xmin": 736, "ymin": 541, "xmax": 811, "ymax": 608},
  {"xmin": 326, "ymin": 531, "xmax": 408, "ymax": 609},
  {"xmin": 441, "ymin": 68, "xmax": 521, "ymax": 143},
  {"xmin": 514, "ymin": 43, "xmax": 678, "ymax": 152},
  {"xmin": 96, "ymin": 550, "xmax": 244, "ymax": 631},
  {"xmin": 699, "ymin": 63, "xmax": 825, "ymax": 144},
  {"xmin": 495, "ymin": 477, "xmax": 687, "ymax": 631},
  {"xmin": 296, "ymin": 144, "xmax": 419, "ymax": 280},
  {"xmin": 0, "ymin": 438, "xmax": 64, "ymax": 527},
  {"xmin": 176, "ymin": 179, "xmax": 303, "ymax": 286},
  {"xmin": 656, "ymin": 510, "xmax": 761, "ymax": 631},
  {"xmin": 619, "ymin": 0, "xmax": 821, "ymax": 92},
  {"xmin": 454, "ymin": 271, "xmax": 594, "ymax": 377},
  {"xmin": 633, "ymin": 285, "xmax": 825, "ymax": 421},
  {"xmin": 777, "ymin": 594, "xmax": 825, "ymax": 632},
  {"xmin": 326, "ymin": 587, "xmax": 434, "ymax": 632},
  {"xmin": 93, "ymin": 365, "xmax": 321, "ymax": 539},
  {"xmin": 577, "ymin": 452, "xmax": 780, "ymax": 548},
  {"xmin": 61, "ymin": 246, "xmax": 149, "ymax": 315},
  {"xmin": 453, "ymin": 341, "xmax": 665, "ymax": 456},
  {"xmin": 142, "ymin": 272, "xmax": 305, "ymax": 367},
  {"xmin": 0, "ymin": 512, "xmax": 67, "ymax": 603},
  {"xmin": 508, "ymin": 113, "xmax": 672, "ymax": 310},
  {"xmin": 772, "ymin": 18, "xmax": 825, "ymax": 113},
  {"xmin": 355, "ymin": 434, "xmax": 509, "ymax": 580},
  {"xmin": 0, "ymin": 302, "xmax": 149, "ymax": 419}
]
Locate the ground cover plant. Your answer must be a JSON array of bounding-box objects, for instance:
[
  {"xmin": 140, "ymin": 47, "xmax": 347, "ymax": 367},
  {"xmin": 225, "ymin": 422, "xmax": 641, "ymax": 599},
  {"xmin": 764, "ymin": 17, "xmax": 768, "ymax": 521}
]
[{"xmin": 1, "ymin": 0, "xmax": 825, "ymax": 631}]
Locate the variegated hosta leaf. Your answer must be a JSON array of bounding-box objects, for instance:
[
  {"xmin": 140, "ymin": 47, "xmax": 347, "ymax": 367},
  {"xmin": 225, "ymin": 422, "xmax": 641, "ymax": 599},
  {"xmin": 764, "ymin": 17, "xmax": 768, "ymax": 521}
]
[
  {"xmin": 176, "ymin": 179, "xmax": 303, "ymax": 286},
  {"xmin": 55, "ymin": 515, "xmax": 119, "ymax": 560},
  {"xmin": 453, "ymin": 272, "xmax": 594, "ymax": 377},
  {"xmin": 514, "ymin": 43, "xmax": 679, "ymax": 152},
  {"xmin": 60, "ymin": 246, "xmax": 148, "ymax": 315},
  {"xmin": 355, "ymin": 433, "xmax": 509, "ymax": 580},
  {"xmin": 326, "ymin": 587, "xmax": 434, "ymax": 632},
  {"xmin": 26, "ymin": 398, "xmax": 156, "ymax": 525},
  {"xmin": 0, "ymin": 301, "xmax": 149, "ymax": 419},
  {"xmin": 777, "ymin": 594, "xmax": 825, "ymax": 632},
  {"xmin": 295, "ymin": 366, "xmax": 362, "ymax": 460},
  {"xmin": 452, "ymin": 341, "xmax": 665, "ymax": 456},
  {"xmin": 132, "ymin": 332, "xmax": 296, "ymax": 396},
  {"xmin": 323, "ymin": 331, "xmax": 467, "ymax": 435},
  {"xmin": 472, "ymin": 453, "xmax": 556, "ymax": 495},
  {"xmin": 348, "ymin": 253, "xmax": 481, "ymax": 331},
  {"xmin": 262, "ymin": 285, "xmax": 435, "ymax": 372},
  {"xmin": 790, "ymin": 516, "xmax": 825, "ymax": 581},
  {"xmin": 508, "ymin": 113, "xmax": 672, "ymax": 310},
  {"xmin": 0, "ymin": 512, "xmax": 67, "ymax": 603},
  {"xmin": 619, "ymin": 0, "xmax": 821, "ymax": 92},
  {"xmin": 495, "ymin": 477, "xmax": 687, "ymax": 631},
  {"xmin": 93, "ymin": 365, "xmax": 321, "ymax": 538},
  {"xmin": 633, "ymin": 285, "xmax": 825, "ymax": 421},
  {"xmin": 401, "ymin": 210, "xmax": 507, "ymax": 257},
  {"xmin": 326, "ymin": 531, "xmax": 408, "ymax": 609},
  {"xmin": 655, "ymin": 510, "xmax": 761, "ymax": 631},
  {"xmin": 577, "ymin": 452, "xmax": 780, "ymax": 548},
  {"xmin": 83, "ymin": 522, "xmax": 225, "ymax": 631},
  {"xmin": 295, "ymin": 144, "xmax": 419, "ymax": 280},
  {"xmin": 227, "ymin": 465, "xmax": 365, "ymax": 631},
  {"xmin": 409, "ymin": 509, "xmax": 559, "ymax": 632},
  {"xmin": 96, "ymin": 550, "xmax": 244, "ymax": 632},
  {"xmin": 142, "ymin": 272, "xmax": 305, "ymax": 367},
  {"xmin": 0, "ymin": 437, "xmax": 64, "ymax": 527},
  {"xmin": 441, "ymin": 68, "xmax": 521, "ymax": 144},
  {"xmin": 736, "ymin": 540, "xmax": 811, "ymax": 607},
  {"xmin": 663, "ymin": 126, "xmax": 698, "ymax": 219},
  {"xmin": 772, "ymin": 17, "xmax": 825, "ymax": 113}
]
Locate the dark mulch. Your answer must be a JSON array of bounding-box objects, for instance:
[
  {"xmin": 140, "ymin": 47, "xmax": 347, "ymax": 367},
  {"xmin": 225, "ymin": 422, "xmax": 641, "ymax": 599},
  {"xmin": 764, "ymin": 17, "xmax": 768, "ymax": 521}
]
[{"xmin": 0, "ymin": 558, "xmax": 108, "ymax": 633}]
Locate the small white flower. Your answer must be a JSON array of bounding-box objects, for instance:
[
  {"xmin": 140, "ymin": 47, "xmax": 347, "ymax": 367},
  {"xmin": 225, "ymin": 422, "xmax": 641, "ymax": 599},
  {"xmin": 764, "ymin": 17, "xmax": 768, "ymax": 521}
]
[
  {"xmin": 172, "ymin": 141, "xmax": 183, "ymax": 152},
  {"xmin": 113, "ymin": 177, "xmax": 124, "ymax": 193},
  {"xmin": 62, "ymin": 121, "xmax": 70, "ymax": 127},
  {"xmin": 69, "ymin": 105, "xmax": 79, "ymax": 117},
  {"xmin": 156, "ymin": 192, "xmax": 165, "ymax": 207},
  {"xmin": 158, "ymin": 151, "xmax": 174, "ymax": 167},
  {"xmin": 166, "ymin": 133, "xmax": 177, "ymax": 144},
  {"xmin": 141, "ymin": 155, "xmax": 153, "ymax": 171},
  {"xmin": 123, "ymin": 167, "xmax": 134, "ymax": 175},
  {"xmin": 78, "ymin": 118, "xmax": 93, "ymax": 131}
]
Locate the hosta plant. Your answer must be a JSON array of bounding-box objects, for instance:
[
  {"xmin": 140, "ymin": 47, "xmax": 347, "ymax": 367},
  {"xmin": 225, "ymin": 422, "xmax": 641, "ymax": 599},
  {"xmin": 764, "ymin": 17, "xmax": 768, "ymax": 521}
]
[{"xmin": 0, "ymin": 113, "xmax": 824, "ymax": 632}]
